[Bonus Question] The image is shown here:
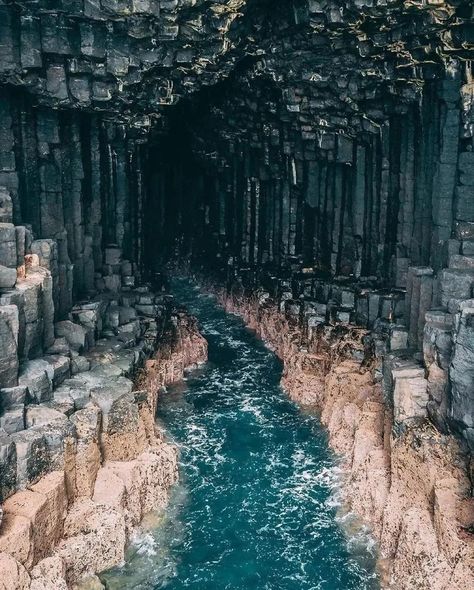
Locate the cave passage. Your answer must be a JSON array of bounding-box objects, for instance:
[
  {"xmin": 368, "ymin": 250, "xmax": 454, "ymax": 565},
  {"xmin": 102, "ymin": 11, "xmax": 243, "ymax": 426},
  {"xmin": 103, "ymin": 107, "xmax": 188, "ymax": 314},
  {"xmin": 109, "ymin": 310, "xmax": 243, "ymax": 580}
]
[{"xmin": 100, "ymin": 279, "xmax": 379, "ymax": 590}]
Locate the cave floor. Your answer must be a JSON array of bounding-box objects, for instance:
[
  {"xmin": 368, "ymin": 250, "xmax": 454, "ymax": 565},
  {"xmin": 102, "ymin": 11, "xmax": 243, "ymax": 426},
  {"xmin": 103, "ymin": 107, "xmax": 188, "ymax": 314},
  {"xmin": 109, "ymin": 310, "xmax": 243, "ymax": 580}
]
[{"xmin": 100, "ymin": 279, "xmax": 379, "ymax": 590}]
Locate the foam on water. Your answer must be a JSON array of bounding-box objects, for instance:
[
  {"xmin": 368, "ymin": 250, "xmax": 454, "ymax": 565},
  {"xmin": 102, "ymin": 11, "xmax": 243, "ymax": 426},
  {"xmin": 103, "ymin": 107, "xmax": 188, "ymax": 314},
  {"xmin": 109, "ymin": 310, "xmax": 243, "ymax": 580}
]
[{"xmin": 101, "ymin": 279, "xmax": 380, "ymax": 590}]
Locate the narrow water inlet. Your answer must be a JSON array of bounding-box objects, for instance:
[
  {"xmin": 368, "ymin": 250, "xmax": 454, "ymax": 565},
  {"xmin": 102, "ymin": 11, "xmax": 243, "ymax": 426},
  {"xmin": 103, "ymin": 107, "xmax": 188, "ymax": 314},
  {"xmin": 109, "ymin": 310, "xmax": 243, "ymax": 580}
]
[{"xmin": 100, "ymin": 280, "xmax": 379, "ymax": 590}]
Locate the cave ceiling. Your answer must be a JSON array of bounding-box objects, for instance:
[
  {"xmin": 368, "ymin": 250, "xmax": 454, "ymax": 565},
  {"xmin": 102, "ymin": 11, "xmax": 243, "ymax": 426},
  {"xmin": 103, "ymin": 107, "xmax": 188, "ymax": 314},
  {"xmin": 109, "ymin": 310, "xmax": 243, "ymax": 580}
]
[{"xmin": 0, "ymin": 1, "xmax": 473, "ymax": 143}]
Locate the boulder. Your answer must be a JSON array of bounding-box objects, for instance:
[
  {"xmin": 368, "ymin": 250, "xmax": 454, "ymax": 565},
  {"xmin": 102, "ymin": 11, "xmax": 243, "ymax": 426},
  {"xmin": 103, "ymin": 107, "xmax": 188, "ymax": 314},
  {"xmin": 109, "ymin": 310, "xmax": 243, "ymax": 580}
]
[
  {"xmin": 56, "ymin": 500, "xmax": 126, "ymax": 583},
  {"xmin": 104, "ymin": 247, "xmax": 121, "ymax": 266},
  {"xmin": 25, "ymin": 406, "xmax": 68, "ymax": 429},
  {"xmin": 3, "ymin": 472, "xmax": 67, "ymax": 565},
  {"xmin": 0, "ymin": 512, "xmax": 32, "ymax": 567},
  {"xmin": 0, "ymin": 406, "xmax": 25, "ymax": 435},
  {"xmin": 0, "ymin": 434, "xmax": 17, "ymax": 502},
  {"xmin": 44, "ymin": 355, "xmax": 70, "ymax": 388},
  {"xmin": 391, "ymin": 360, "xmax": 429, "ymax": 428},
  {"xmin": 70, "ymin": 407, "xmax": 101, "ymax": 498},
  {"xmin": 0, "ymin": 187, "xmax": 13, "ymax": 223},
  {"xmin": 46, "ymin": 338, "xmax": 71, "ymax": 356},
  {"xmin": 10, "ymin": 419, "xmax": 76, "ymax": 489},
  {"xmin": 70, "ymin": 354, "xmax": 90, "ymax": 375},
  {"xmin": 0, "ymin": 386, "xmax": 27, "ymax": 411},
  {"xmin": 0, "ymin": 223, "xmax": 17, "ymax": 268},
  {"xmin": 450, "ymin": 305, "xmax": 474, "ymax": 447},
  {"xmin": 30, "ymin": 556, "xmax": 68, "ymax": 590},
  {"xmin": 0, "ymin": 264, "xmax": 16, "ymax": 289}
]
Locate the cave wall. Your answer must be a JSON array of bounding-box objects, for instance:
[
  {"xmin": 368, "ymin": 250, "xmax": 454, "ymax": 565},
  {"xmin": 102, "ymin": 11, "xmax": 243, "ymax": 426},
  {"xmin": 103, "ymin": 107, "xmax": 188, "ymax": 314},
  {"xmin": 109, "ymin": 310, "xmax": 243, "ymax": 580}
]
[
  {"xmin": 155, "ymin": 75, "xmax": 473, "ymax": 279},
  {"xmin": 0, "ymin": 0, "xmax": 473, "ymax": 486},
  {"xmin": 145, "ymin": 57, "xmax": 474, "ymax": 448},
  {"xmin": 1, "ymin": 87, "xmax": 148, "ymax": 320}
]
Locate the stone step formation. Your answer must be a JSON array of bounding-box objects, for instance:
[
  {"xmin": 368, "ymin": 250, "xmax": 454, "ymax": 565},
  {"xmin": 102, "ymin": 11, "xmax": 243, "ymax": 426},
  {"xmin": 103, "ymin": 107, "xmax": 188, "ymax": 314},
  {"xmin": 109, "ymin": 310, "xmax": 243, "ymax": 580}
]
[{"xmin": 0, "ymin": 0, "xmax": 473, "ymax": 588}]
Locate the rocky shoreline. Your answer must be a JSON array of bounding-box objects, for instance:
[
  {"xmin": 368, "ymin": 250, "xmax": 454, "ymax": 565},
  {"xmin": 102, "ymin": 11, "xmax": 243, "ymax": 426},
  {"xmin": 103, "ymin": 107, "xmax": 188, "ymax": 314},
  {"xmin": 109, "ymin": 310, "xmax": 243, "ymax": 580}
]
[
  {"xmin": 0, "ymin": 269, "xmax": 207, "ymax": 589},
  {"xmin": 209, "ymin": 282, "xmax": 474, "ymax": 590}
]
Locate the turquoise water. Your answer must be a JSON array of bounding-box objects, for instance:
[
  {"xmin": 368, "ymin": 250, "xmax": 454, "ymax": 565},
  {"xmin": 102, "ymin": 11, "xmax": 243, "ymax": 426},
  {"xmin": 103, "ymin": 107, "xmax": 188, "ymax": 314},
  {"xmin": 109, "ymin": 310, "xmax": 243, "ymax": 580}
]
[{"xmin": 101, "ymin": 280, "xmax": 379, "ymax": 590}]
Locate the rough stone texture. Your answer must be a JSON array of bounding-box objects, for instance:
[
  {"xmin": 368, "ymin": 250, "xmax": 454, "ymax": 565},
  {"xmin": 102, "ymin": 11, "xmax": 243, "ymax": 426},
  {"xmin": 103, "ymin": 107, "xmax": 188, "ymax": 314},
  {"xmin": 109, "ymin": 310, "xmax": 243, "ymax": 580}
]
[
  {"xmin": 450, "ymin": 303, "xmax": 474, "ymax": 446},
  {"xmin": 0, "ymin": 305, "xmax": 19, "ymax": 388},
  {"xmin": 0, "ymin": 552, "xmax": 31, "ymax": 590},
  {"xmin": 2, "ymin": 471, "xmax": 67, "ymax": 566},
  {"xmin": 55, "ymin": 500, "xmax": 126, "ymax": 584},
  {"xmin": 0, "ymin": 293, "xmax": 205, "ymax": 587},
  {"xmin": 0, "ymin": 0, "xmax": 473, "ymax": 588},
  {"xmin": 69, "ymin": 407, "xmax": 101, "ymax": 499},
  {"xmin": 30, "ymin": 556, "xmax": 68, "ymax": 590},
  {"xmin": 215, "ymin": 281, "xmax": 474, "ymax": 590}
]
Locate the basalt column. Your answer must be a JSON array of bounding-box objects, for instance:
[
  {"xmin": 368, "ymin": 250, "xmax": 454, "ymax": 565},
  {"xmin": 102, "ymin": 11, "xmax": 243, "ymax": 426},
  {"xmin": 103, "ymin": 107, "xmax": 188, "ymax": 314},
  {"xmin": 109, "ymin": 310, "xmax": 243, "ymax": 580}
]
[{"xmin": 147, "ymin": 59, "xmax": 474, "ymax": 449}]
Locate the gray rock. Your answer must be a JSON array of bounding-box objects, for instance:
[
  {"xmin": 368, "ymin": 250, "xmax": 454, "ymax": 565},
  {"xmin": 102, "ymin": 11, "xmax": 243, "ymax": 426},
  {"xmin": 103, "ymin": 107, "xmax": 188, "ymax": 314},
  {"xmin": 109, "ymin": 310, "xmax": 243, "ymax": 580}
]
[
  {"xmin": 9, "ymin": 426, "xmax": 49, "ymax": 489},
  {"xmin": 89, "ymin": 376, "xmax": 134, "ymax": 432},
  {"xmin": 0, "ymin": 305, "xmax": 19, "ymax": 388},
  {"xmin": 50, "ymin": 387, "xmax": 75, "ymax": 416},
  {"xmin": 439, "ymin": 268, "xmax": 474, "ymax": 311},
  {"xmin": 119, "ymin": 309, "xmax": 137, "ymax": 327},
  {"xmin": 0, "ymin": 406, "xmax": 25, "ymax": 435},
  {"xmin": 450, "ymin": 305, "xmax": 474, "ymax": 435},
  {"xmin": 30, "ymin": 239, "xmax": 58, "ymax": 272},
  {"xmin": 10, "ymin": 418, "xmax": 76, "ymax": 489},
  {"xmin": 2, "ymin": 269, "xmax": 54, "ymax": 361},
  {"xmin": 0, "ymin": 187, "xmax": 13, "ymax": 223},
  {"xmin": 46, "ymin": 338, "xmax": 71, "ymax": 356},
  {"xmin": 70, "ymin": 405, "xmax": 101, "ymax": 445},
  {"xmin": 54, "ymin": 379, "xmax": 90, "ymax": 412},
  {"xmin": 104, "ymin": 305, "xmax": 120, "ymax": 329},
  {"xmin": 116, "ymin": 320, "xmax": 141, "ymax": 342},
  {"xmin": 44, "ymin": 355, "xmax": 71, "ymax": 387},
  {"xmin": 389, "ymin": 325, "xmax": 408, "ymax": 351},
  {"xmin": 89, "ymin": 364, "xmax": 123, "ymax": 379},
  {"xmin": 105, "ymin": 247, "xmax": 121, "ymax": 266},
  {"xmin": 0, "ymin": 223, "xmax": 17, "ymax": 268},
  {"xmin": 0, "ymin": 434, "xmax": 17, "ymax": 501},
  {"xmin": 25, "ymin": 405, "xmax": 68, "ymax": 428},
  {"xmin": 0, "ymin": 386, "xmax": 27, "ymax": 410},
  {"xmin": 55, "ymin": 320, "xmax": 87, "ymax": 352},
  {"xmin": 103, "ymin": 274, "xmax": 121, "ymax": 292},
  {"xmin": 15, "ymin": 226, "xmax": 26, "ymax": 267},
  {"xmin": 70, "ymin": 354, "xmax": 90, "ymax": 375},
  {"xmin": 19, "ymin": 359, "xmax": 54, "ymax": 404},
  {"xmin": 0, "ymin": 264, "xmax": 17, "ymax": 289},
  {"xmin": 71, "ymin": 300, "xmax": 106, "ymax": 334}
]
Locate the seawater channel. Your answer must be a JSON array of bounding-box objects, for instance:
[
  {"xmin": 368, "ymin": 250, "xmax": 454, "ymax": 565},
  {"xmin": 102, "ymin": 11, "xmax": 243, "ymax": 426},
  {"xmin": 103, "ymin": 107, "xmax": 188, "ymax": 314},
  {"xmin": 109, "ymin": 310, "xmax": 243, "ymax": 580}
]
[{"xmin": 101, "ymin": 279, "xmax": 379, "ymax": 590}]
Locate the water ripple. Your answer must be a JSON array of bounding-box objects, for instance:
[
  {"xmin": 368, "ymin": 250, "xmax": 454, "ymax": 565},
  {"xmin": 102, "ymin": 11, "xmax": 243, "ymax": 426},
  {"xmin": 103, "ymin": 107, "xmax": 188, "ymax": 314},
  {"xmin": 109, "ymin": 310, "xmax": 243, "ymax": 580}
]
[{"xmin": 101, "ymin": 280, "xmax": 379, "ymax": 590}]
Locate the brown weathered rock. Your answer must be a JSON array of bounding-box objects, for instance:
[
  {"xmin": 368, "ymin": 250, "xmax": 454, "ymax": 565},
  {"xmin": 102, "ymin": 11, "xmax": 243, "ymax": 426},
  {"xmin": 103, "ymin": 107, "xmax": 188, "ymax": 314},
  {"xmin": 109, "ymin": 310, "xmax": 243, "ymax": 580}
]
[
  {"xmin": 30, "ymin": 556, "xmax": 68, "ymax": 590},
  {"xmin": 0, "ymin": 552, "xmax": 30, "ymax": 590},
  {"xmin": 69, "ymin": 407, "xmax": 101, "ymax": 499},
  {"xmin": 0, "ymin": 512, "xmax": 33, "ymax": 567},
  {"xmin": 220, "ymin": 288, "xmax": 474, "ymax": 590},
  {"xmin": 56, "ymin": 500, "xmax": 126, "ymax": 583},
  {"xmin": 3, "ymin": 471, "xmax": 67, "ymax": 565}
]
